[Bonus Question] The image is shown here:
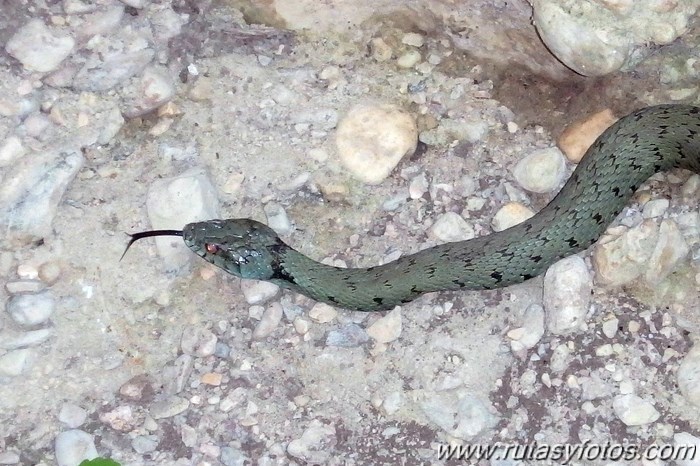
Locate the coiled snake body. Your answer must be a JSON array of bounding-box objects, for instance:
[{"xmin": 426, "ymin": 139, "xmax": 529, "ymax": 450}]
[{"xmin": 124, "ymin": 105, "xmax": 700, "ymax": 312}]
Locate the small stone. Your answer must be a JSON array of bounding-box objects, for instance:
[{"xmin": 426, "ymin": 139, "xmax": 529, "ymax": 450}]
[
  {"xmin": 123, "ymin": 65, "xmax": 176, "ymax": 118},
  {"xmin": 7, "ymin": 290, "xmax": 54, "ymax": 326},
  {"xmin": 491, "ymin": 202, "xmax": 535, "ymax": 232},
  {"xmin": 593, "ymin": 220, "xmax": 659, "ymax": 286},
  {"xmin": 420, "ymin": 391, "xmax": 497, "ymax": 440},
  {"xmin": 119, "ymin": 375, "xmax": 155, "ymax": 402},
  {"xmin": 602, "ymin": 317, "xmax": 619, "ymax": 338},
  {"xmin": 430, "ymin": 212, "xmax": 475, "ymax": 242},
  {"xmin": 221, "ymin": 446, "xmax": 249, "ymax": 466},
  {"xmin": 0, "ymin": 136, "xmax": 26, "ymax": 167},
  {"xmin": 240, "ymin": 279, "xmax": 279, "ymax": 305},
  {"xmin": 673, "ymin": 432, "xmax": 700, "ymax": 466},
  {"xmin": 54, "ymin": 430, "xmax": 98, "ymax": 466},
  {"xmin": 0, "ymin": 328, "xmax": 54, "ymax": 349},
  {"xmin": 367, "ymin": 308, "xmax": 402, "ymax": 343},
  {"xmin": 5, "ymin": 280, "xmax": 44, "ymax": 294},
  {"xmin": 287, "ymin": 420, "xmax": 336, "ymax": 464},
  {"xmin": 308, "ymin": 303, "xmax": 338, "ymax": 323},
  {"xmin": 201, "ymin": 372, "xmax": 223, "ymax": 386},
  {"xmin": 264, "ymin": 202, "xmax": 293, "ymax": 235},
  {"xmin": 336, "ymin": 103, "xmax": 417, "ymax": 184},
  {"xmin": 293, "ymin": 317, "xmax": 310, "ymax": 335},
  {"xmin": 132, "ymin": 435, "xmax": 159, "ymax": 454},
  {"xmin": 396, "ymin": 50, "xmax": 421, "ymax": 68},
  {"xmin": 326, "ymin": 324, "xmax": 369, "ymax": 347},
  {"xmin": 99, "ymin": 405, "xmax": 136, "ymax": 431},
  {"xmin": 544, "ymin": 256, "xmax": 592, "ymax": 335},
  {"xmin": 370, "ymin": 38, "xmax": 392, "ymax": 61},
  {"xmin": 681, "ymin": 174, "xmax": 700, "ymax": 198},
  {"xmin": 678, "ymin": 345, "xmax": 700, "ymax": 408},
  {"xmin": 558, "ymin": 109, "xmax": 618, "ymax": 162},
  {"xmin": 509, "ymin": 304, "xmax": 545, "ymax": 352},
  {"xmin": 180, "ymin": 327, "xmax": 217, "ymax": 357},
  {"xmin": 513, "ymin": 147, "xmax": 566, "ymax": 193},
  {"xmin": 402, "ymin": 32, "xmax": 425, "ymax": 47},
  {"xmin": 0, "ymin": 349, "xmax": 31, "ymax": 376},
  {"xmin": 642, "ymin": 199, "xmax": 670, "ymax": 218},
  {"xmin": 612, "ymin": 394, "xmax": 660, "ymax": 425},
  {"xmin": 6, "ymin": 19, "xmax": 75, "ymax": 72},
  {"xmin": 645, "ymin": 219, "xmax": 689, "ymax": 286},
  {"xmin": 150, "ymin": 396, "xmax": 190, "ymax": 419},
  {"xmin": 59, "ymin": 404, "xmax": 88, "ymax": 428},
  {"xmin": 252, "ymin": 303, "xmax": 283, "ymax": 339},
  {"xmin": 409, "ymin": 173, "xmax": 429, "ymax": 199},
  {"xmin": 0, "ymin": 451, "xmax": 20, "ymax": 464}
]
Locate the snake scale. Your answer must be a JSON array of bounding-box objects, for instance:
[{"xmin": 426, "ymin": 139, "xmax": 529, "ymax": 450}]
[{"xmin": 123, "ymin": 104, "xmax": 700, "ymax": 312}]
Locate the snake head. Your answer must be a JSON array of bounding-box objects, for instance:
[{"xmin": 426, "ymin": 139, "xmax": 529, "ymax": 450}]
[{"xmin": 182, "ymin": 218, "xmax": 283, "ymax": 280}]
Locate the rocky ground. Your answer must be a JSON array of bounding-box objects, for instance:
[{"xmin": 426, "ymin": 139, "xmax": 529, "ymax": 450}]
[{"xmin": 1, "ymin": 0, "xmax": 700, "ymax": 465}]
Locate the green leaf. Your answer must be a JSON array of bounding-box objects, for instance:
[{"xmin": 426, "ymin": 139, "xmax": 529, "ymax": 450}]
[{"xmin": 78, "ymin": 458, "xmax": 121, "ymax": 466}]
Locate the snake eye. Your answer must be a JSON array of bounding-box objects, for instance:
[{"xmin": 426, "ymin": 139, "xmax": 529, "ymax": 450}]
[{"xmin": 205, "ymin": 243, "xmax": 220, "ymax": 254}]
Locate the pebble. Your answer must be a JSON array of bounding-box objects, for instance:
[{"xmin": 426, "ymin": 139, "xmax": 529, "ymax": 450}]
[
  {"xmin": 308, "ymin": 303, "xmax": 338, "ymax": 323},
  {"xmin": 366, "ymin": 308, "xmax": 402, "ymax": 343},
  {"xmin": 644, "ymin": 219, "xmax": 689, "ymax": 285},
  {"xmin": 673, "ymin": 432, "xmax": 700, "ymax": 466},
  {"xmin": 0, "ymin": 328, "xmax": 54, "ymax": 349},
  {"xmin": 0, "ymin": 136, "xmax": 25, "ymax": 167},
  {"xmin": 409, "ymin": 173, "xmax": 429, "ymax": 199},
  {"xmin": 221, "ymin": 446, "xmax": 249, "ymax": 466},
  {"xmin": 252, "ymin": 303, "xmax": 283, "ymax": 339},
  {"xmin": 0, "ymin": 452, "xmax": 20, "ymax": 464},
  {"xmin": 54, "ymin": 430, "xmax": 98, "ymax": 466},
  {"xmin": 402, "ymin": 32, "xmax": 425, "ymax": 47},
  {"xmin": 335, "ymin": 103, "xmax": 417, "ymax": 184},
  {"xmin": 543, "ymin": 256, "xmax": 592, "ymax": 335},
  {"xmin": 642, "ymin": 198, "xmax": 670, "ymax": 218},
  {"xmin": 430, "ymin": 212, "xmax": 475, "ymax": 242},
  {"xmin": 593, "ymin": 220, "xmax": 659, "ymax": 286},
  {"xmin": 293, "ymin": 317, "xmax": 310, "ymax": 335},
  {"xmin": 3, "ymin": 149, "xmax": 84, "ymax": 242},
  {"xmin": 132, "ymin": 435, "xmax": 159, "ymax": 454},
  {"xmin": 513, "ymin": 147, "xmax": 566, "ymax": 193},
  {"xmin": 491, "ymin": 202, "xmax": 535, "ymax": 232},
  {"xmin": 612, "ymin": 394, "xmax": 660, "ymax": 425},
  {"xmin": 5, "ymin": 280, "xmax": 44, "ymax": 294},
  {"xmin": 123, "ymin": 65, "xmax": 177, "ymax": 117},
  {"xmin": 508, "ymin": 304, "xmax": 545, "ymax": 352},
  {"xmin": 420, "ymin": 118, "xmax": 489, "ymax": 146},
  {"xmin": 396, "ymin": 50, "xmax": 421, "ymax": 68},
  {"xmin": 150, "ymin": 396, "xmax": 190, "ymax": 419},
  {"xmin": 558, "ymin": 109, "xmax": 618, "ymax": 162},
  {"xmin": 677, "ymin": 345, "xmax": 700, "ymax": 407},
  {"xmin": 54, "ymin": 405, "xmax": 86, "ymax": 432},
  {"xmin": 145, "ymin": 169, "xmax": 220, "ymax": 268},
  {"xmin": 0, "ymin": 349, "xmax": 31, "ymax": 376},
  {"xmin": 287, "ymin": 420, "xmax": 336, "ymax": 464},
  {"xmin": 263, "ymin": 202, "xmax": 293, "ymax": 235},
  {"xmin": 682, "ymin": 174, "xmax": 700, "ymax": 197},
  {"xmin": 602, "ymin": 317, "xmax": 619, "ymax": 339},
  {"xmin": 240, "ymin": 279, "xmax": 280, "ymax": 305},
  {"xmin": 420, "ymin": 391, "xmax": 497, "ymax": 440},
  {"xmin": 180, "ymin": 327, "xmax": 217, "ymax": 357},
  {"xmin": 119, "ymin": 375, "xmax": 155, "ymax": 402},
  {"xmin": 370, "ymin": 37, "xmax": 392, "ymax": 61},
  {"xmin": 325, "ymin": 323, "xmax": 369, "ymax": 347},
  {"xmin": 6, "ymin": 291, "xmax": 55, "ymax": 326},
  {"xmin": 6, "ymin": 19, "xmax": 75, "ymax": 72}
]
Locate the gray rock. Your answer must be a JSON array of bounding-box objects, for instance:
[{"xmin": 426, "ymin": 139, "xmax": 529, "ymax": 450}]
[
  {"xmin": 612, "ymin": 394, "xmax": 660, "ymax": 425},
  {"xmin": 132, "ymin": 435, "xmax": 159, "ymax": 454},
  {"xmin": 326, "ymin": 324, "xmax": 369, "ymax": 347},
  {"xmin": 7, "ymin": 291, "xmax": 54, "ymax": 326},
  {"xmin": 59, "ymin": 403, "xmax": 88, "ymax": 428},
  {"xmin": 5, "ymin": 19, "xmax": 75, "ymax": 72},
  {"xmin": 221, "ymin": 446, "xmax": 249, "ymax": 466},
  {"xmin": 150, "ymin": 396, "xmax": 190, "ymax": 419},
  {"xmin": 421, "ymin": 391, "xmax": 497, "ymax": 440}
]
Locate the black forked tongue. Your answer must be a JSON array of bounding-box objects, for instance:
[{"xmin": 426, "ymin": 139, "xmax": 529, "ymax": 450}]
[{"xmin": 120, "ymin": 229, "xmax": 183, "ymax": 261}]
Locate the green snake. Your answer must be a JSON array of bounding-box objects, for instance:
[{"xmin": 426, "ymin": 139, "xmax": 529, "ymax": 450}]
[{"xmin": 123, "ymin": 105, "xmax": 700, "ymax": 312}]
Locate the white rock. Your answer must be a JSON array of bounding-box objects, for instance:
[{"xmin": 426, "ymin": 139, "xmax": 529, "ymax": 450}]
[
  {"xmin": 430, "ymin": 212, "xmax": 475, "ymax": 242},
  {"xmin": 509, "ymin": 304, "xmax": 545, "ymax": 352},
  {"xmin": 59, "ymin": 404, "xmax": 88, "ymax": 428},
  {"xmin": 0, "ymin": 328, "xmax": 53, "ymax": 350},
  {"xmin": 264, "ymin": 202, "xmax": 293, "ymax": 235},
  {"xmin": 402, "ymin": 32, "xmax": 425, "ymax": 47},
  {"xmin": 252, "ymin": 303, "xmax": 283, "ymax": 339},
  {"xmin": 602, "ymin": 317, "xmax": 619, "ymax": 338},
  {"xmin": 308, "ymin": 303, "xmax": 338, "ymax": 323},
  {"xmin": 682, "ymin": 174, "xmax": 700, "ymax": 198},
  {"xmin": 420, "ymin": 391, "xmax": 497, "ymax": 440},
  {"xmin": 674, "ymin": 432, "xmax": 700, "ymax": 466},
  {"xmin": 491, "ymin": 202, "xmax": 535, "ymax": 232},
  {"xmin": 240, "ymin": 279, "xmax": 279, "ymax": 305},
  {"xmin": 5, "ymin": 19, "xmax": 75, "ymax": 72},
  {"xmin": 145, "ymin": 169, "xmax": 219, "ymax": 268},
  {"xmin": 612, "ymin": 394, "xmax": 660, "ymax": 426},
  {"xmin": 678, "ymin": 345, "xmax": 700, "ymax": 408},
  {"xmin": 7, "ymin": 291, "xmax": 55, "ymax": 326},
  {"xmin": 409, "ymin": 173, "xmax": 429, "ymax": 199},
  {"xmin": 0, "ymin": 136, "xmax": 26, "ymax": 167},
  {"xmin": 287, "ymin": 420, "xmax": 336, "ymax": 464},
  {"xmin": 55, "ymin": 430, "xmax": 98, "ymax": 466},
  {"xmin": 0, "ymin": 349, "xmax": 31, "ymax": 376},
  {"xmin": 593, "ymin": 219, "xmax": 659, "ymax": 286},
  {"xmin": 396, "ymin": 50, "xmax": 421, "ymax": 68},
  {"xmin": 642, "ymin": 198, "xmax": 670, "ymax": 218},
  {"xmin": 645, "ymin": 219, "xmax": 689, "ymax": 285},
  {"xmin": 544, "ymin": 256, "xmax": 592, "ymax": 335},
  {"xmin": 336, "ymin": 104, "xmax": 417, "ymax": 184},
  {"xmin": 513, "ymin": 147, "xmax": 567, "ymax": 193},
  {"xmin": 123, "ymin": 65, "xmax": 176, "ymax": 117},
  {"xmin": 367, "ymin": 308, "xmax": 402, "ymax": 343}
]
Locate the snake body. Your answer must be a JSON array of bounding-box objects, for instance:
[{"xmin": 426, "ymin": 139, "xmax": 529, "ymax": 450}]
[{"xmin": 126, "ymin": 105, "xmax": 700, "ymax": 312}]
